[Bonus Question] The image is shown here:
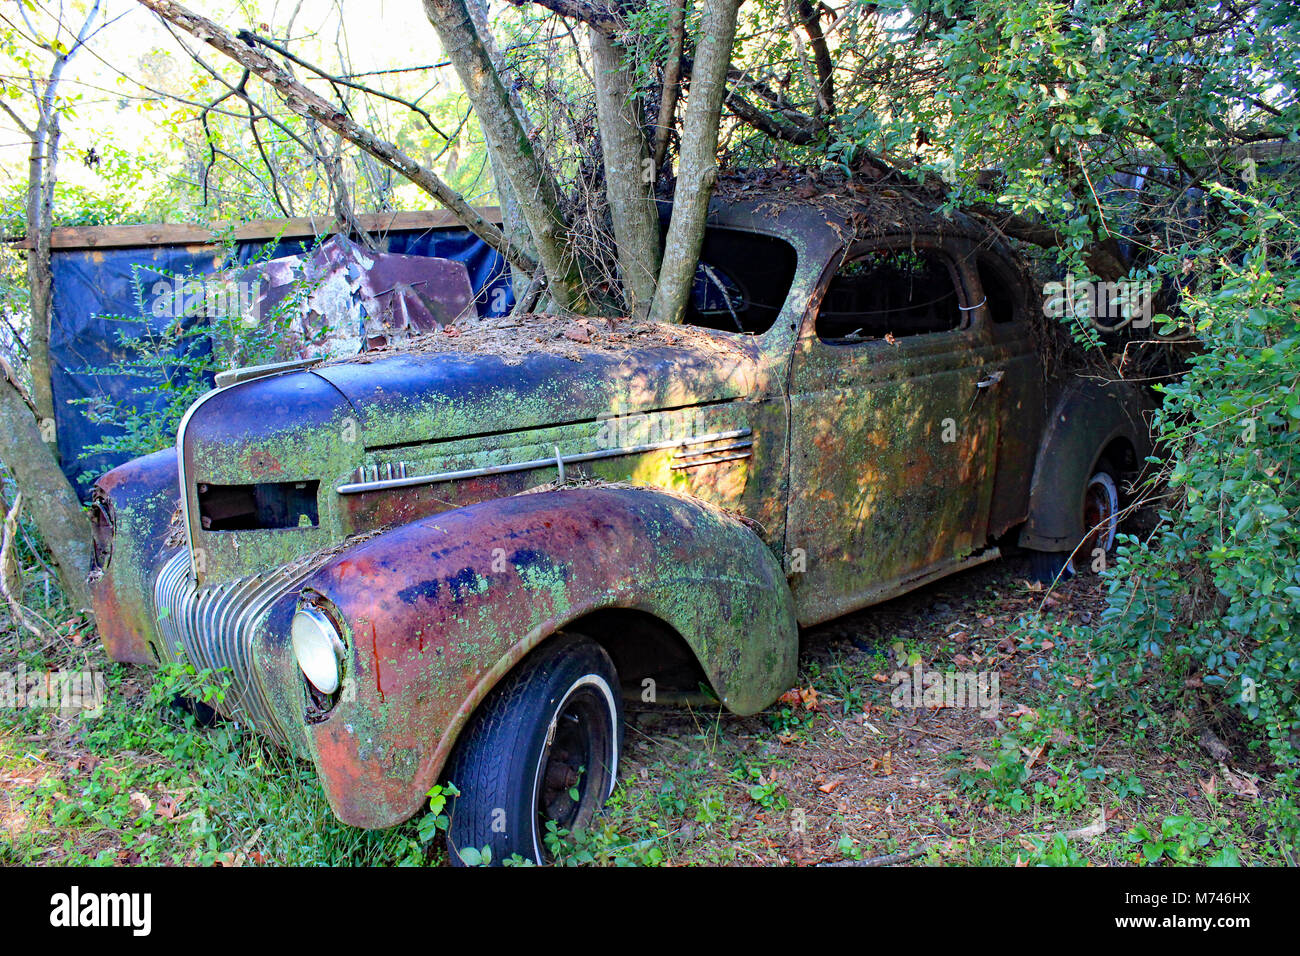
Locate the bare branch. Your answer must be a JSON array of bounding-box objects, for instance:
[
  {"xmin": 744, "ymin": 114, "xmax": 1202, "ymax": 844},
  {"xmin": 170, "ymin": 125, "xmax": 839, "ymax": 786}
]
[
  {"xmin": 505, "ymin": 0, "xmax": 622, "ymax": 34},
  {"xmin": 235, "ymin": 29, "xmax": 453, "ymax": 142},
  {"xmin": 136, "ymin": 0, "xmax": 534, "ymax": 273}
]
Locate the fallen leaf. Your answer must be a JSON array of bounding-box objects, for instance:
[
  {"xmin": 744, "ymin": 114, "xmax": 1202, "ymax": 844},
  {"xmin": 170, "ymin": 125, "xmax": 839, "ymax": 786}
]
[
  {"xmin": 1198, "ymin": 775, "xmax": 1218, "ymax": 800},
  {"xmin": 1222, "ymin": 769, "xmax": 1260, "ymax": 799},
  {"xmin": 1065, "ymin": 808, "xmax": 1108, "ymax": 840},
  {"xmin": 157, "ymin": 793, "xmax": 185, "ymax": 820},
  {"xmin": 1023, "ymin": 743, "xmax": 1046, "ymax": 772}
]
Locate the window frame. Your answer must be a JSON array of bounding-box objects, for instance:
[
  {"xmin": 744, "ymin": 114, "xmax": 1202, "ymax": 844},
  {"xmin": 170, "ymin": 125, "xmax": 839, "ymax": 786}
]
[
  {"xmin": 808, "ymin": 237, "xmax": 980, "ymax": 348},
  {"xmin": 969, "ymin": 246, "xmax": 1028, "ymax": 328}
]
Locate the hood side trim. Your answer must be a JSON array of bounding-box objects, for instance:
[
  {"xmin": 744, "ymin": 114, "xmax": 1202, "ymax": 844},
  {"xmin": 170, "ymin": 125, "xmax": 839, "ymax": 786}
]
[{"xmin": 337, "ymin": 428, "xmax": 753, "ymax": 495}]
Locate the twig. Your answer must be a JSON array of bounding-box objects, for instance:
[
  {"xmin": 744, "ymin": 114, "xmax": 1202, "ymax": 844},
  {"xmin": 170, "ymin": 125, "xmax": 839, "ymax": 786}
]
[{"xmin": 819, "ymin": 846, "xmax": 931, "ymax": 867}]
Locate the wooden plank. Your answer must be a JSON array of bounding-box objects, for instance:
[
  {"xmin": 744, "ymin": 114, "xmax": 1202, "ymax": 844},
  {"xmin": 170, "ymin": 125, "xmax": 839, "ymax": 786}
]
[{"xmin": 13, "ymin": 207, "xmax": 503, "ymax": 251}]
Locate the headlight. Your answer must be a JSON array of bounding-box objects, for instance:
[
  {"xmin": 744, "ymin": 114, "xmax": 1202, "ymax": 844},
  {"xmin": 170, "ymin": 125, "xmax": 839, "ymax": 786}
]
[{"xmin": 292, "ymin": 606, "xmax": 344, "ymax": 695}]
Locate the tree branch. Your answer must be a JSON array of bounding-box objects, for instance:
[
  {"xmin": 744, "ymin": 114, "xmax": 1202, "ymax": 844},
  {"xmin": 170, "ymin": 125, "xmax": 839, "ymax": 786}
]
[
  {"xmin": 505, "ymin": 0, "xmax": 622, "ymax": 34},
  {"xmin": 137, "ymin": 0, "xmax": 536, "ymax": 274},
  {"xmin": 651, "ymin": 0, "xmax": 686, "ymax": 170},
  {"xmin": 795, "ymin": 0, "xmax": 834, "ymax": 118},
  {"xmin": 650, "ymin": 0, "xmax": 741, "ymax": 324}
]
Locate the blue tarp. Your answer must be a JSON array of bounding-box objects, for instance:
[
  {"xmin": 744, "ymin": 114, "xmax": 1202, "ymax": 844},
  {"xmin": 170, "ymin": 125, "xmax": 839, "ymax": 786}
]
[{"xmin": 50, "ymin": 225, "xmax": 512, "ymax": 496}]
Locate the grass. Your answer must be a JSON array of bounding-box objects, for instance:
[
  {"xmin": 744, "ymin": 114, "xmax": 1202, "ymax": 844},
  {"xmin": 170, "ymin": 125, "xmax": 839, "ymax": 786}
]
[
  {"xmin": 0, "ymin": 649, "xmax": 428, "ymax": 866},
  {"xmin": 1, "ymin": 554, "xmax": 1292, "ymax": 866}
]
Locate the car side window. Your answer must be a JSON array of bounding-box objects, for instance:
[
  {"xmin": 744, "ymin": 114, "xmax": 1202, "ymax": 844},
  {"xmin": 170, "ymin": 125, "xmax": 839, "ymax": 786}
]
[
  {"xmin": 816, "ymin": 248, "xmax": 964, "ymax": 344},
  {"xmin": 976, "ymin": 254, "xmax": 1021, "ymax": 324}
]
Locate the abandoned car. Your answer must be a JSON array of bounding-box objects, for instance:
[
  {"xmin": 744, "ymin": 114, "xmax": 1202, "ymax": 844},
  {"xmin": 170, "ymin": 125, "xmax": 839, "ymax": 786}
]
[{"xmin": 89, "ymin": 184, "xmax": 1152, "ymax": 864}]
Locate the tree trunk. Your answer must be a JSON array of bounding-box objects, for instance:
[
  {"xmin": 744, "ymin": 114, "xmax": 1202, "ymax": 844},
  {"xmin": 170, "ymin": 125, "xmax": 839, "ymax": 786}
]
[
  {"xmin": 651, "ymin": 0, "xmax": 687, "ymax": 171},
  {"xmin": 0, "ymin": 369, "xmax": 93, "ymax": 614},
  {"xmin": 23, "ymin": 0, "xmax": 101, "ymax": 457},
  {"xmin": 467, "ymin": 0, "xmax": 540, "ymax": 301},
  {"xmin": 25, "ymin": 109, "xmax": 56, "ymax": 451},
  {"xmin": 649, "ymin": 0, "xmax": 740, "ymax": 325},
  {"xmin": 590, "ymin": 28, "xmax": 661, "ymax": 319},
  {"xmin": 423, "ymin": 0, "xmax": 589, "ymax": 311}
]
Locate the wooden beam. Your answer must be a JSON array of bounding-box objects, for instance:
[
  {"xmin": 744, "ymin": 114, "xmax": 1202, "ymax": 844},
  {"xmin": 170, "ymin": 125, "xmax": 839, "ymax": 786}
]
[{"xmin": 8, "ymin": 207, "xmax": 503, "ymax": 251}]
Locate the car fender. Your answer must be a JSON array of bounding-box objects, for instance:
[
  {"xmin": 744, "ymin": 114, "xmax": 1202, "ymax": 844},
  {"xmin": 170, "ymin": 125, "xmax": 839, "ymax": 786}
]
[
  {"xmin": 90, "ymin": 449, "xmax": 180, "ymax": 665},
  {"xmin": 258, "ymin": 485, "xmax": 798, "ymax": 827},
  {"xmin": 1018, "ymin": 378, "xmax": 1154, "ymax": 552}
]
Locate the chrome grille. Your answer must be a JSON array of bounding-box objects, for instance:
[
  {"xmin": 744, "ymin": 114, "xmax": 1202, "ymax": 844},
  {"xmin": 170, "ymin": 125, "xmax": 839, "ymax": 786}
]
[{"xmin": 153, "ymin": 549, "xmax": 313, "ymax": 740}]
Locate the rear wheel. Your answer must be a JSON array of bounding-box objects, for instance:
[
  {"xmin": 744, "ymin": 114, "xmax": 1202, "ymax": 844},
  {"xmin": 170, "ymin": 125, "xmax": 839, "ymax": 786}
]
[
  {"xmin": 1030, "ymin": 459, "xmax": 1121, "ymax": 584},
  {"xmin": 443, "ymin": 632, "xmax": 621, "ymax": 865}
]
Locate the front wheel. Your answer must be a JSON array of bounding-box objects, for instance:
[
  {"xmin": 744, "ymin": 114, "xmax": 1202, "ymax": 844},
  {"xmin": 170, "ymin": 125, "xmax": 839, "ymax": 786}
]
[{"xmin": 443, "ymin": 632, "xmax": 622, "ymax": 865}]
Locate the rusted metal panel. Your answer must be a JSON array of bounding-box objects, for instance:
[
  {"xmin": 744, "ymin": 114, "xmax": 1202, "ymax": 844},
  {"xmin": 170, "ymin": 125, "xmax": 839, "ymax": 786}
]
[
  {"xmin": 243, "ymin": 235, "xmax": 476, "ymax": 359},
  {"xmin": 89, "ymin": 449, "xmax": 179, "ymax": 665},
  {"xmin": 784, "ymin": 237, "xmax": 1000, "ymax": 625},
  {"xmin": 1019, "ymin": 379, "xmax": 1154, "ymax": 551},
  {"xmin": 178, "ymin": 368, "xmax": 360, "ymax": 586},
  {"xmin": 260, "ymin": 486, "xmax": 796, "ymax": 828},
  {"xmin": 310, "ymin": 329, "xmax": 763, "ymax": 450}
]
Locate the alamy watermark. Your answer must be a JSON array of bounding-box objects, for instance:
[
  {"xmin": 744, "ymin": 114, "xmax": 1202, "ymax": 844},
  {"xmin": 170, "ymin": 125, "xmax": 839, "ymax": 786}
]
[
  {"xmin": 149, "ymin": 277, "xmax": 259, "ymax": 323},
  {"xmin": 595, "ymin": 405, "xmax": 712, "ymax": 450},
  {"xmin": 891, "ymin": 661, "xmax": 1000, "ymax": 718},
  {"xmin": 1043, "ymin": 275, "xmax": 1156, "ymax": 328},
  {"xmin": 0, "ymin": 666, "xmax": 105, "ymax": 717},
  {"xmin": 49, "ymin": 886, "xmax": 151, "ymax": 936}
]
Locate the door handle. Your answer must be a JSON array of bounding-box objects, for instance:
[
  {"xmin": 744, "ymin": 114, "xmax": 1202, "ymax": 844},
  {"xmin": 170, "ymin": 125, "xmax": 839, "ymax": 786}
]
[{"xmin": 975, "ymin": 370, "xmax": 1004, "ymax": 390}]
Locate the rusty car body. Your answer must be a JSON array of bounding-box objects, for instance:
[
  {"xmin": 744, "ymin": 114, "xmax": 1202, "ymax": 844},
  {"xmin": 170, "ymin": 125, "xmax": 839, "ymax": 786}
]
[{"xmin": 89, "ymin": 181, "xmax": 1152, "ymax": 862}]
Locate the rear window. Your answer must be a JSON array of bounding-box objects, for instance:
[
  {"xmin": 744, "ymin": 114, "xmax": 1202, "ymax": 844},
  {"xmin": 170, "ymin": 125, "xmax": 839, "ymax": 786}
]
[
  {"xmin": 977, "ymin": 254, "xmax": 1021, "ymax": 324},
  {"xmin": 683, "ymin": 228, "xmax": 798, "ymax": 335}
]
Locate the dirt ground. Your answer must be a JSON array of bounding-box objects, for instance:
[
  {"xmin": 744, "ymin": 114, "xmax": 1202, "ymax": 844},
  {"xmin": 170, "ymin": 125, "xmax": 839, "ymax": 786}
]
[{"xmin": 595, "ymin": 555, "xmax": 1281, "ymax": 866}]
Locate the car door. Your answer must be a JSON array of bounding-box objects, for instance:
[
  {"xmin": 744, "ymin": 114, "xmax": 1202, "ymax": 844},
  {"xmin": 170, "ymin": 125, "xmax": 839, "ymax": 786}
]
[
  {"xmin": 965, "ymin": 245, "xmax": 1046, "ymax": 539},
  {"xmin": 785, "ymin": 238, "xmax": 1003, "ymax": 625}
]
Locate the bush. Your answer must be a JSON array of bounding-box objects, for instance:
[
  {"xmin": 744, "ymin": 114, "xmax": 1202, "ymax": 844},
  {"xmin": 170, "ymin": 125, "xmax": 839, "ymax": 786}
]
[
  {"xmin": 75, "ymin": 229, "xmax": 320, "ymax": 465},
  {"xmin": 1089, "ymin": 180, "xmax": 1300, "ymax": 848}
]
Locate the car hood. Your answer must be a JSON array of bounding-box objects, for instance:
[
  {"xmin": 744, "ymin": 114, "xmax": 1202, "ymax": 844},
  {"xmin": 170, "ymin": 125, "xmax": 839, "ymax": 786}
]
[{"xmin": 310, "ymin": 324, "xmax": 764, "ymax": 449}]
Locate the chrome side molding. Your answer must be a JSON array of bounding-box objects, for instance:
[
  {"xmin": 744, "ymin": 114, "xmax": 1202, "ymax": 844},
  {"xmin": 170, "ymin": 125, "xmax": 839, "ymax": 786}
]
[{"xmin": 336, "ymin": 428, "xmax": 754, "ymax": 495}]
